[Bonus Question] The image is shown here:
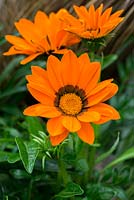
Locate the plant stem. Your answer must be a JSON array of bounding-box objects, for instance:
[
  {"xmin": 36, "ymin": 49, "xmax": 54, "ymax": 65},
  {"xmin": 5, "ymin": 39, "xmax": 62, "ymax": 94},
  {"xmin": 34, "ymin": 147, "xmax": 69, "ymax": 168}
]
[
  {"xmin": 57, "ymin": 147, "xmax": 71, "ymax": 187},
  {"xmin": 84, "ymin": 124, "xmax": 100, "ymax": 185},
  {"xmin": 27, "ymin": 179, "xmax": 33, "ymax": 200},
  {"xmin": 58, "ymin": 158, "xmax": 70, "ymax": 185}
]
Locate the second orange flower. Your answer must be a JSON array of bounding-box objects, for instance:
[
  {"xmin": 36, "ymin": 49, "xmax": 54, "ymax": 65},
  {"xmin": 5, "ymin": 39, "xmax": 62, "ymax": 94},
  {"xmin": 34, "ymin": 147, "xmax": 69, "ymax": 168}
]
[
  {"xmin": 60, "ymin": 4, "xmax": 124, "ymax": 39},
  {"xmin": 4, "ymin": 10, "xmax": 80, "ymax": 64}
]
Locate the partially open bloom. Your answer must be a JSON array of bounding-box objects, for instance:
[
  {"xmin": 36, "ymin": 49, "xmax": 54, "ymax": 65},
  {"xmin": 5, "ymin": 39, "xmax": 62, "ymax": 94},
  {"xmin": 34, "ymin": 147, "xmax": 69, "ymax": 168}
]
[
  {"xmin": 60, "ymin": 4, "xmax": 124, "ymax": 39},
  {"xmin": 3, "ymin": 10, "xmax": 80, "ymax": 65},
  {"xmin": 23, "ymin": 50, "xmax": 120, "ymax": 146}
]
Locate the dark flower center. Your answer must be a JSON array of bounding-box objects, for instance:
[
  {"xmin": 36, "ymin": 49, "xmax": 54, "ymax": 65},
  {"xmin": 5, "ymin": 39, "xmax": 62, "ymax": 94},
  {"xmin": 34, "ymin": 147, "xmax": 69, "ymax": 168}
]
[{"xmin": 54, "ymin": 85, "xmax": 88, "ymax": 116}]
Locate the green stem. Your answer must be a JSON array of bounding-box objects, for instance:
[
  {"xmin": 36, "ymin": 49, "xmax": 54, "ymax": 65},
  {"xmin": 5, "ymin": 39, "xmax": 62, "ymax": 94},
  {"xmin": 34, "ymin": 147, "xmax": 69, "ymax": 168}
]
[
  {"xmin": 57, "ymin": 147, "xmax": 71, "ymax": 187},
  {"xmin": 87, "ymin": 146, "xmax": 96, "ymax": 178},
  {"xmin": 84, "ymin": 124, "xmax": 100, "ymax": 185},
  {"xmin": 27, "ymin": 180, "xmax": 33, "ymax": 200},
  {"xmin": 58, "ymin": 158, "xmax": 70, "ymax": 185}
]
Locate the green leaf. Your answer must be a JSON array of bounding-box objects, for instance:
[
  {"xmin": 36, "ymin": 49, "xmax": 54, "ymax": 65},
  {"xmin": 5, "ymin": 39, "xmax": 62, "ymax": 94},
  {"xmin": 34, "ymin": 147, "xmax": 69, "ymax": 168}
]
[
  {"xmin": 7, "ymin": 153, "xmax": 20, "ymax": 163},
  {"xmin": 56, "ymin": 182, "xmax": 84, "ymax": 198},
  {"xmin": 104, "ymin": 147, "xmax": 134, "ymax": 170},
  {"xmin": 9, "ymin": 169, "xmax": 31, "ymax": 179},
  {"xmin": 76, "ymin": 158, "xmax": 89, "ymax": 172},
  {"xmin": 102, "ymin": 54, "xmax": 118, "ymax": 70},
  {"xmin": 96, "ymin": 133, "xmax": 120, "ymax": 164},
  {"xmin": 15, "ymin": 138, "xmax": 39, "ymax": 173},
  {"xmin": 25, "ymin": 116, "xmax": 44, "ymax": 136},
  {"xmin": 0, "ymin": 151, "xmax": 20, "ymax": 163}
]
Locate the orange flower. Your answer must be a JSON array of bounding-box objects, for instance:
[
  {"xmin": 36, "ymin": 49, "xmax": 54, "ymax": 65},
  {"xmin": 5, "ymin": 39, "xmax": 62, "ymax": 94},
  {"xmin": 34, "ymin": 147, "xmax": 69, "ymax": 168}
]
[
  {"xmin": 23, "ymin": 50, "xmax": 120, "ymax": 146},
  {"xmin": 60, "ymin": 4, "xmax": 124, "ymax": 39},
  {"xmin": 3, "ymin": 10, "xmax": 80, "ymax": 65}
]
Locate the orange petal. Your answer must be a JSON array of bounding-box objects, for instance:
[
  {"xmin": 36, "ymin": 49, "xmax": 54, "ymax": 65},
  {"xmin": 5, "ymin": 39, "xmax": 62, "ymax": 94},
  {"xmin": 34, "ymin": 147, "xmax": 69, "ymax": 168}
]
[
  {"xmin": 3, "ymin": 45, "xmax": 36, "ymax": 55},
  {"xmin": 95, "ymin": 4, "xmax": 103, "ymax": 27},
  {"xmin": 109, "ymin": 10, "xmax": 124, "ymax": 20},
  {"xmin": 23, "ymin": 104, "xmax": 61, "ymax": 118},
  {"xmin": 15, "ymin": 18, "xmax": 41, "ymax": 42},
  {"xmin": 3, "ymin": 46, "xmax": 25, "ymax": 55},
  {"xmin": 77, "ymin": 110, "xmax": 100, "ymax": 122},
  {"xmin": 47, "ymin": 55, "xmax": 63, "ymax": 91},
  {"xmin": 50, "ymin": 131, "xmax": 69, "ymax": 146},
  {"xmin": 27, "ymin": 82, "xmax": 55, "ymax": 99},
  {"xmin": 77, "ymin": 54, "xmax": 100, "ymax": 91},
  {"xmin": 88, "ymin": 83, "xmax": 118, "ymax": 106},
  {"xmin": 77, "ymin": 122, "xmax": 95, "ymax": 144},
  {"xmin": 84, "ymin": 62, "xmax": 101, "ymax": 92},
  {"xmin": 5, "ymin": 35, "xmax": 35, "ymax": 50},
  {"xmin": 34, "ymin": 11, "xmax": 48, "ymax": 36},
  {"xmin": 76, "ymin": 53, "xmax": 91, "ymax": 85},
  {"xmin": 74, "ymin": 5, "xmax": 90, "ymax": 26},
  {"xmin": 47, "ymin": 116, "xmax": 66, "ymax": 136},
  {"xmin": 26, "ymin": 66, "xmax": 55, "ymax": 97},
  {"xmin": 88, "ymin": 5, "xmax": 96, "ymax": 29},
  {"xmin": 62, "ymin": 116, "xmax": 81, "ymax": 132},
  {"xmin": 27, "ymin": 85, "xmax": 54, "ymax": 105},
  {"xmin": 101, "ymin": 83, "xmax": 118, "ymax": 102},
  {"xmin": 88, "ymin": 79, "xmax": 113, "ymax": 96},
  {"xmin": 100, "ymin": 7, "xmax": 112, "ymax": 24},
  {"xmin": 90, "ymin": 103, "xmax": 120, "ymax": 124},
  {"xmin": 60, "ymin": 50, "xmax": 80, "ymax": 86},
  {"xmin": 56, "ymin": 30, "xmax": 80, "ymax": 48},
  {"xmin": 20, "ymin": 52, "xmax": 42, "ymax": 64}
]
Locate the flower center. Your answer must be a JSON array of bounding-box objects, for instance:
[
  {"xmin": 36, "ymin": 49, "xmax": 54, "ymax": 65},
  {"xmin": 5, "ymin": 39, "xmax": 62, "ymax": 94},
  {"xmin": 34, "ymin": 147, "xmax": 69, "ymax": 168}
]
[
  {"xmin": 54, "ymin": 85, "xmax": 88, "ymax": 116},
  {"xmin": 59, "ymin": 93, "xmax": 82, "ymax": 115}
]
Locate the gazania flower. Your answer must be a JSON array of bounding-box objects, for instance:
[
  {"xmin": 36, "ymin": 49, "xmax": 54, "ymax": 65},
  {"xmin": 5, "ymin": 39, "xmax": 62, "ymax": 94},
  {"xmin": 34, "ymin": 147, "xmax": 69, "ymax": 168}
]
[
  {"xmin": 23, "ymin": 50, "xmax": 120, "ymax": 146},
  {"xmin": 60, "ymin": 4, "xmax": 124, "ymax": 39},
  {"xmin": 3, "ymin": 10, "xmax": 80, "ymax": 65}
]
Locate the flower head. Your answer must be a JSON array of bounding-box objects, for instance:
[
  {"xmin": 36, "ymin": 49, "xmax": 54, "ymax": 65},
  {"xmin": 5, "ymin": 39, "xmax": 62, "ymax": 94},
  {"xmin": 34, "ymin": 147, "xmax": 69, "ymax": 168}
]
[
  {"xmin": 4, "ymin": 10, "xmax": 80, "ymax": 65},
  {"xmin": 23, "ymin": 50, "xmax": 120, "ymax": 146},
  {"xmin": 60, "ymin": 4, "xmax": 124, "ymax": 39}
]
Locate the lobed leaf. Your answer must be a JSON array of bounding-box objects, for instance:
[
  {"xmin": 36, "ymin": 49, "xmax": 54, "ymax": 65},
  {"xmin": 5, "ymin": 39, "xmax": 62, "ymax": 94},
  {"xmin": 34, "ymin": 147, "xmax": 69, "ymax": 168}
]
[
  {"xmin": 15, "ymin": 138, "xmax": 39, "ymax": 173},
  {"xmin": 55, "ymin": 182, "xmax": 84, "ymax": 198}
]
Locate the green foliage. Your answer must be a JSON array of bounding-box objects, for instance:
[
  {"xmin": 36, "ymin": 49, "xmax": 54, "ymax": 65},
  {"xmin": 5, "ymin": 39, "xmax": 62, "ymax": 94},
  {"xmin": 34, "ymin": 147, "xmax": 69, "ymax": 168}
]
[
  {"xmin": 86, "ymin": 184, "xmax": 127, "ymax": 200},
  {"xmin": 15, "ymin": 138, "xmax": 39, "ymax": 173},
  {"xmin": 104, "ymin": 147, "xmax": 134, "ymax": 170},
  {"xmin": 0, "ymin": 32, "xmax": 134, "ymax": 199},
  {"xmin": 55, "ymin": 182, "xmax": 84, "ymax": 199},
  {"xmin": 96, "ymin": 132, "xmax": 120, "ymax": 164}
]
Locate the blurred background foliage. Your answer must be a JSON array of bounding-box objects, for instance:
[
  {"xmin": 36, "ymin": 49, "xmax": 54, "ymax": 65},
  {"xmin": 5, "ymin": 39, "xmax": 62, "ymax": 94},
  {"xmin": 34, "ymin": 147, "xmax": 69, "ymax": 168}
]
[{"xmin": 0, "ymin": 0, "xmax": 134, "ymax": 199}]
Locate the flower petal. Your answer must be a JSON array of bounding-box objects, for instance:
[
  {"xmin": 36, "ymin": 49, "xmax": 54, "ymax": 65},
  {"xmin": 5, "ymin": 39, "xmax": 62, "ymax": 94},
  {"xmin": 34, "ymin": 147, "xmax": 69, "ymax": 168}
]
[
  {"xmin": 3, "ymin": 46, "xmax": 33, "ymax": 55},
  {"xmin": 4, "ymin": 35, "xmax": 35, "ymax": 50},
  {"xmin": 77, "ymin": 122, "xmax": 95, "ymax": 144},
  {"xmin": 77, "ymin": 110, "xmax": 100, "ymax": 122},
  {"xmin": 26, "ymin": 66, "xmax": 55, "ymax": 97},
  {"xmin": 47, "ymin": 55, "xmax": 63, "ymax": 91},
  {"xmin": 47, "ymin": 116, "xmax": 66, "ymax": 136},
  {"xmin": 88, "ymin": 83, "xmax": 118, "ymax": 106},
  {"xmin": 90, "ymin": 103, "xmax": 120, "ymax": 124},
  {"xmin": 23, "ymin": 104, "xmax": 61, "ymax": 118},
  {"xmin": 27, "ymin": 85, "xmax": 54, "ymax": 105},
  {"xmin": 15, "ymin": 18, "xmax": 41, "ymax": 42},
  {"xmin": 20, "ymin": 53, "xmax": 42, "ymax": 64},
  {"xmin": 62, "ymin": 116, "xmax": 81, "ymax": 132},
  {"xmin": 60, "ymin": 50, "xmax": 80, "ymax": 86},
  {"xmin": 101, "ymin": 83, "xmax": 118, "ymax": 102},
  {"xmin": 77, "ymin": 59, "xmax": 101, "ymax": 92},
  {"xmin": 50, "ymin": 131, "xmax": 69, "ymax": 146},
  {"xmin": 34, "ymin": 11, "xmax": 48, "ymax": 36},
  {"xmin": 87, "ymin": 79, "xmax": 113, "ymax": 96}
]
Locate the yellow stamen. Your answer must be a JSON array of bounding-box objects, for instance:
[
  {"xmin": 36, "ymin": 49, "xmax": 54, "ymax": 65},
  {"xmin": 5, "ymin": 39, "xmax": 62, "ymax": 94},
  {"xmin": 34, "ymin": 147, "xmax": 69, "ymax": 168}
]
[{"xmin": 59, "ymin": 93, "xmax": 82, "ymax": 115}]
